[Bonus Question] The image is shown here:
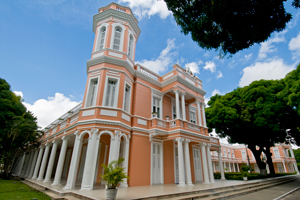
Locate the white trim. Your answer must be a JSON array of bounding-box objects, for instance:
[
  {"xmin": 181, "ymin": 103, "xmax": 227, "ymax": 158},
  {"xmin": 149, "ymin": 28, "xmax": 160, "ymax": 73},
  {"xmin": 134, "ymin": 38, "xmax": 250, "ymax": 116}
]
[
  {"xmin": 95, "ymin": 23, "xmax": 109, "ymax": 52},
  {"xmin": 100, "ymin": 109, "xmax": 118, "ymax": 117},
  {"xmin": 151, "ymin": 142, "xmax": 164, "ymax": 185},
  {"xmin": 127, "ymin": 30, "xmax": 135, "ymax": 60},
  {"xmin": 82, "ymin": 109, "xmax": 95, "ymax": 117},
  {"xmin": 102, "ymin": 75, "xmax": 120, "ymax": 108},
  {"xmin": 84, "ymin": 76, "xmax": 100, "ymax": 108},
  {"xmin": 137, "ymin": 119, "xmax": 147, "ymax": 126},
  {"xmin": 108, "ymin": 51, "xmax": 123, "ymax": 58},
  {"xmin": 121, "ymin": 113, "xmax": 130, "ymax": 122},
  {"xmin": 122, "ymin": 81, "xmax": 132, "ymax": 113},
  {"xmin": 110, "ymin": 23, "xmax": 126, "ymax": 52}
]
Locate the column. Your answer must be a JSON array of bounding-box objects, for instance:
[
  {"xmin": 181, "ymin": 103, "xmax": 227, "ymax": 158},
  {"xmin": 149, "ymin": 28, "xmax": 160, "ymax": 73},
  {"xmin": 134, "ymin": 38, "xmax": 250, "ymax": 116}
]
[
  {"xmin": 293, "ymin": 162, "xmax": 299, "ymax": 174},
  {"xmin": 113, "ymin": 131, "xmax": 121, "ymax": 161},
  {"xmin": 64, "ymin": 131, "xmax": 81, "ymax": 190},
  {"xmin": 184, "ymin": 139, "xmax": 193, "ymax": 186},
  {"xmin": 121, "ymin": 135, "xmax": 130, "ymax": 187},
  {"xmin": 290, "ymin": 149, "xmax": 295, "ymax": 158},
  {"xmin": 176, "ymin": 138, "xmax": 186, "ymax": 186},
  {"xmin": 181, "ymin": 93, "xmax": 186, "ymax": 121},
  {"xmin": 108, "ymin": 137, "xmax": 115, "ymax": 164},
  {"xmin": 236, "ymin": 163, "xmax": 240, "ymax": 172},
  {"xmin": 20, "ymin": 154, "xmax": 29, "ymax": 176},
  {"xmin": 213, "ymin": 162, "xmax": 216, "ymax": 172},
  {"xmin": 28, "ymin": 149, "xmax": 39, "ymax": 178},
  {"xmin": 24, "ymin": 151, "xmax": 34, "ymax": 177},
  {"xmin": 218, "ymin": 150, "xmax": 226, "ymax": 180},
  {"xmin": 283, "ymin": 161, "xmax": 287, "ymax": 173},
  {"xmin": 174, "ymin": 90, "xmax": 180, "ymax": 119},
  {"xmin": 200, "ymin": 143, "xmax": 210, "ymax": 183},
  {"xmin": 206, "ymin": 144, "xmax": 215, "ymax": 183},
  {"xmin": 32, "ymin": 146, "xmax": 45, "ymax": 180},
  {"xmin": 228, "ymin": 162, "xmax": 232, "ymax": 172},
  {"xmin": 201, "ymin": 103, "xmax": 207, "ymax": 127},
  {"xmin": 37, "ymin": 143, "xmax": 51, "ymax": 181},
  {"xmin": 43, "ymin": 140, "xmax": 58, "ymax": 183},
  {"xmin": 52, "ymin": 136, "xmax": 69, "ymax": 186},
  {"xmin": 17, "ymin": 153, "xmax": 26, "ymax": 176},
  {"xmin": 267, "ymin": 164, "xmax": 270, "ymax": 174},
  {"xmin": 196, "ymin": 101, "xmax": 203, "ymax": 126},
  {"xmin": 81, "ymin": 129, "xmax": 99, "ymax": 190}
]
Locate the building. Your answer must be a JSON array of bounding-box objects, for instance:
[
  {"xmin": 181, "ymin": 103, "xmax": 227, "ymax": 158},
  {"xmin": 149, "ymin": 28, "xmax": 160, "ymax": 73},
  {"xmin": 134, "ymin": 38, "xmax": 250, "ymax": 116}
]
[
  {"xmin": 11, "ymin": 2, "xmax": 225, "ymax": 190},
  {"xmin": 211, "ymin": 143, "xmax": 299, "ymax": 174}
]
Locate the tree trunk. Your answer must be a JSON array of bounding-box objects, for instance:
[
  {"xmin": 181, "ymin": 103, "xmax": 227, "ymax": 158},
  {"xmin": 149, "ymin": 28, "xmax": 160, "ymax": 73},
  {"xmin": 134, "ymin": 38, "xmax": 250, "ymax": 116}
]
[
  {"xmin": 248, "ymin": 145, "xmax": 267, "ymax": 175},
  {"xmin": 263, "ymin": 146, "xmax": 275, "ymax": 174}
]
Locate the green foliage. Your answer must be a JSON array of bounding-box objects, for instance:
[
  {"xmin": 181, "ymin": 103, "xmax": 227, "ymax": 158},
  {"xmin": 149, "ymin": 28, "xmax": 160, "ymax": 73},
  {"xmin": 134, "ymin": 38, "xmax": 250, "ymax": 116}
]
[
  {"xmin": 164, "ymin": 0, "xmax": 298, "ymax": 56},
  {"xmin": 101, "ymin": 158, "xmax": 129, "ymax": 189},
  {"xmin": 0, "ymin": 179, "xmax": 51, "ymax": 200},
  {"xmin": 214, "ymin": 172, "xmax": 296, "ymax": 180},
  {"xmin": 241, "ymin": 163, "xmax": 251, "ymax": 172},
  {"xmin": 0, "ymin": 78, "xmax": 43, "ymax": 179}
]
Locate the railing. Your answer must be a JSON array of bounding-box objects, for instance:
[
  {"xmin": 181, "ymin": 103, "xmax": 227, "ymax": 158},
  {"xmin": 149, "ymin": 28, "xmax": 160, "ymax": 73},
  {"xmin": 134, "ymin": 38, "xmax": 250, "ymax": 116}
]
[
  {"xmin": 157, "ymin": 119, "xmax": 167, "ymax": 128},
  {"xmin": 169, "ymin": 120, "xmax": 176, "ymax": 128},
  {"xmin": 60, "ymin": 120, "xmax": 67, "ymax": 129},
  {"xmin": 70, "ymin": 113, "xmax": 79, "ymax": 124},
  {"xmin": 186, "ymin": 121, "xmax": 200, "ymax": 131},
  {"xmin": 137, "ymin": 65, "xmax": 159, "ymax": 81}
]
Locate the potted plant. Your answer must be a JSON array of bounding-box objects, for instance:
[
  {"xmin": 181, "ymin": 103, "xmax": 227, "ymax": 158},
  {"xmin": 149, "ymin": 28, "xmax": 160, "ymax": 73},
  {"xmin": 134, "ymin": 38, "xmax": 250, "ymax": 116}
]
[
  {"xmin": 101, "ymin": 158, "xmax": 129, "ymax": 200},
  {"xmin": 241, "ymin": 163, "xmax": 250, "ymax": 181},
  {"xmin": 165, "ymin": 115, "xmax": 170, "ymax": 121},
  {"xmin": 152, "ymin": 112, "xmax": 157, "ymax": 118}
]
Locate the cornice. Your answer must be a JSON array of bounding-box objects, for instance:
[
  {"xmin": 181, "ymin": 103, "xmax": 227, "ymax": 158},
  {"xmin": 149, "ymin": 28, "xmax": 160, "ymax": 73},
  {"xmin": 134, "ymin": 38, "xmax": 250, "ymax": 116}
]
[
  {"xmin": 93, "ymin": 9, "xmax": 141, "ymax": 39},
  {"xmin": 135, "ymin": 71, "xmax": 161, "ymax": 87}
]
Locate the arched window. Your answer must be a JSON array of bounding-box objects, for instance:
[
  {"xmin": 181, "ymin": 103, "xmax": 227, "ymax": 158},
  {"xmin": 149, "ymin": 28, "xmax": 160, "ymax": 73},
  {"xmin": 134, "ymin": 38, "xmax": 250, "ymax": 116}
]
[
  {"xmin": 113, "ymin": 27, "xmax": 122, "ymax": 51},
  {"xmin": 128, "ymin": 35, "xmax": 133, "ymax": 59},
  {"xmin": 98, "ymin": 26, "xmax": 106, "ymax": 50}
]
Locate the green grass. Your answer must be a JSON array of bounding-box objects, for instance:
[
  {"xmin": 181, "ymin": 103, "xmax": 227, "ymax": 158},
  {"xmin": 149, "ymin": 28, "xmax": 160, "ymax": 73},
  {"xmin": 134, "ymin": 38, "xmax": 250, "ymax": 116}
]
[{"xmin": 0, "ymin": 179, "xmax": 51, "ymax": 200}]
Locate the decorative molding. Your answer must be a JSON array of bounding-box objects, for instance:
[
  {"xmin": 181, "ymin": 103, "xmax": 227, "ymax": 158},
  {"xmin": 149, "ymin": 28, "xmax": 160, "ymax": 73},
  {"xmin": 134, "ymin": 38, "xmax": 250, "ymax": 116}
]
[
  {"xmin": 163, "ymin": 72, "xmax": 174, "ymax": 80},
  {"xmin": 137, "ymin": 119, "xmax": 147, "ymax": 126},
  {"xmin": 82, "ymin": 109, "xmax": 95, "ymax": 117},
  {"xmin": 108, "ymin": 51, "xmax": 123, "ymax": 58},
  {"xmin": 92, "ymin": 52, "xmax": 104, "ymax": 58},
  {"xmin": 121, "ymin": 113, "xmax": 130, "ymax": 122},
  {"xmin": 100, "ymin": 109, "xmax": 118, "ymax": 117}
]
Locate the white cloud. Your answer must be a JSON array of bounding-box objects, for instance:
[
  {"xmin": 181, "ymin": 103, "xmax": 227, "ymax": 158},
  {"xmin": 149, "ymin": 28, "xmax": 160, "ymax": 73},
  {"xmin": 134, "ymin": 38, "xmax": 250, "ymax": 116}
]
[
  {"xmin": 203, "ymin": 61, "xmax": 216, "ymax": 73},
  {"xmin": 288, "ymin": 12, "xmax": 300, "ymax": 29},
  {"xmin": 258, "ymin": 30, "xmax": 287, "ymax": 60},
  {"xmin": 239, "ymin": 53, "xmax": 253, "ymax": 62},
  {"xmin": 23, "ymin": 93, "xmax": 80, "ymax": 128},
  {"xmin": 289, "ymin": 32, "xmax": 300, "ymax": 59},
  {"xmin": 185, "ymin": 61, "xmax": 202, "ymax": 74},
  {"xmin": 205, "ymin": 89, "xmax": 225, "ymax": 106},
  {"xmin": 14, "ymin": 91, "xmax": 24, "ymax": 99},
  {"xmin": 239, "ymin": 58, "xmax": 295, "ymax": 87},
  {"xmin": 216, "ymin": 71, "xmax": 223, "ymax": 79},
  {"xmin": 137, "ymin": 38, "xmax": 176, "ymax": 74},
  {"xmin": 118, "ymin": 0, "xmax": 171, "ymax": 19}
]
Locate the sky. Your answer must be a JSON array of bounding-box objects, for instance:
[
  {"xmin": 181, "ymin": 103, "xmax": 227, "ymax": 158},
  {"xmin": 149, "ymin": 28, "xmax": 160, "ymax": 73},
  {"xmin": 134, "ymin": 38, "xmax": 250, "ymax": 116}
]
[{"xmin": 1, "ymin": 0, "xmax": 300, "ymax": 142}]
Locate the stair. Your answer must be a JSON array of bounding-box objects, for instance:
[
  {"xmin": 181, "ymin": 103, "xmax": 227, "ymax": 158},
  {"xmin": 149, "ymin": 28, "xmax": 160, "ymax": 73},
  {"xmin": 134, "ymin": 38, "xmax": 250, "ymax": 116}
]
[{"xmin": 137, "ymin": 176, "xmax": 298, "ymax": 200}]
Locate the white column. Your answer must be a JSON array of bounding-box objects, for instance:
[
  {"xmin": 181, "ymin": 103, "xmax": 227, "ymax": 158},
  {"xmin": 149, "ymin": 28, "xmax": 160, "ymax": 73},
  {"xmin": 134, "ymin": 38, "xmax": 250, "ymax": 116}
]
[
  {"xmin": 181, "ymin": 93, "xmax": 186, "ymax": 121},
  {"xmin": 293, "ymin": 162, "xmax": 299, "ymax": 174},
  {"xmin": 52, "ymin": 136, "xmax": 69, "ymax": 186},
  {"xmin": 28, "ymin": 149, "xmax": 39, "ymax": 178},
  {"xmin": 184, "ymin": 139, "xmax": 193, "ymax": 186},
  {"xmin": 236, "ymin": 163, "xmax": 240, "ymax": 172},
  {"xmin": 290, "ymin": 149, "xmax": 295, "ymax": 158},
  {"xmin": 218, "ymin": 150, "xmax": 226, "ymax": 180},
  {"xmin": 81, "ymin": 129, "xmax": 100, "ymax": 190},
  {"xmin": 267, "ymin": 164, "xmax": 270, "ymax": 174},
  {"xmin": 206, "ymin": 144, "xmax": 215, "ymax": 183},
  {"xmin": 174, "ymin": 90, "xmax": 180, "ymax": 119},
  {"xmin": 17, "ymin": 153, "xmax": 26, "ymax": 176},
  {"xmin": 197, "ymin": 101, "xmax": 203, "ymax": 126},
  {"xmin": 37, "ymin": 143, "xmax": 51, "ymax": 181},
  {"xmin": 108, "ymin": 137, "xmax": 115, "ymax": 164},
  {"xmin": 64, "ymin": 131, "xmax": 82, "ymax": 190},
  {"xmin": 32, "ymin": 146, "xmax": 45, "ymax": 179},
  {"xmin": 283, "ymin": 162, "xmax": 287, "ymax": 173},
  {"xmin": 113, "ymin": 131, "xmax": 121, "ymax": 161},
  {"xmin": 44, "ymin": 140, "xmax": 58, "ymax": 183},
  {"xmin": 176, "ymin": 138, "xmax": 186, "ymax": 187},
  {"xmin": 228, "ymin": 162, "xmax": 232, "ymax": 172},
  {"xmin": 201, "ymin": 103, "xmax": 207, "ymax": 127},
  {"xmin": 121, "ymin": 135, "xmax": 130, "ymax": 187},
  {"xmin": 24, "ymin": 151, "xmax": 34, "ymax": 177},
  {"xmin": 200, "ymin": 143, "xmax": 210, "ymax": 183}
]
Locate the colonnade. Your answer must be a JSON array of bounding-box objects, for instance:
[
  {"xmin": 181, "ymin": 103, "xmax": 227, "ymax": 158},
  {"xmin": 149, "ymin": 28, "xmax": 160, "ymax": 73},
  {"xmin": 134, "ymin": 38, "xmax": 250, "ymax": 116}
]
[
  {"xmin": 175, "ymin": 139, "xmax": 225, "ymax": 187},
  {"xmin": 12, "ymin": 129, "xmax": 130, "ymax": 191}
]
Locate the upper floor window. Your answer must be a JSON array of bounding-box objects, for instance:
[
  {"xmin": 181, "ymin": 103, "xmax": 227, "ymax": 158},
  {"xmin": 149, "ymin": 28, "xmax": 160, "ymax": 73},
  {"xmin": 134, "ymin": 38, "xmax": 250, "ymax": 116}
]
[
  {"xmin": 190, "ymin": 110, "xmax": 196, "ymax": 124},
  {"xmin": 105, "ymin": 80, "xmax": 117, "ymax": 107},
  {"xmin": 98, "ymin": 27, "xmax": 106, "ymax": 50},
  {"xmin": 128, "ymin": 35, "xmax": 134, "ymax": 59},
  {"xmin": 113, "ymin": 27, "xmax": 122, "ymax": 50},
  {"xmin": 273, "ymin": 148, "xmax": 280, "ymax": 158},
  {"xmin": 231, "ymin": 151, "xmax": 235, "ymax": 158},
  {"xmin": 223, "ymin": 149, "xmax": 226, "ymax": 157},
  {"xmin": 227, "ymin": 150, "xmax": 231, "ymax": 158},
  {"xmin": 153, "ymin": 97, "xmax": 160, "ymax": 118},
  {"xmin": 241, "ymin": 150, "xmax": 246, "ymax": 158},
  {"xmin": 123, "ymin": 85, "xmax": 131, "ymax": 112},
  {"xmin": 85, "ymin": 78, "xmax": 99, "ymax": 107}
]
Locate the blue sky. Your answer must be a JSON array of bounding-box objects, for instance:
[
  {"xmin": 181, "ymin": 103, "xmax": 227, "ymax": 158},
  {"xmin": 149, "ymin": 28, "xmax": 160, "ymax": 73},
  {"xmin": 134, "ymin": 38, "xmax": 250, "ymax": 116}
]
[{"xmin": 1, "ymin": 0, "xmax": 300, "ymax": 129}]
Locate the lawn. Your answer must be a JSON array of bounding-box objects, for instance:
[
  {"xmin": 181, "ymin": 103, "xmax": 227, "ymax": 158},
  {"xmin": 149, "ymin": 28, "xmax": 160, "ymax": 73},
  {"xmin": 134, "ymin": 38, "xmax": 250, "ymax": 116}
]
[{"xmin": 0, "ymin": 179, "xmax": 51, "ymax": 200}]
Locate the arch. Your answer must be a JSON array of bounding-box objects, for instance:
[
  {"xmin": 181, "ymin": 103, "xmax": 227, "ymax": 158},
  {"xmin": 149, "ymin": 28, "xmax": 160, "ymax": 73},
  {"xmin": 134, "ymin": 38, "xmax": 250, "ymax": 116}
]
[
  {"xmin": 110, "ymin": 23, "xmax": 126, "ymax": 52},
  {"xmin": 119, "ymin": 133, "xmax": 128, "ymax": 142},
  {"xmin": 79, "ymin": 130, "xmax": 91, "ymax": 140},
  {"xmin": 95, "ymin": 23, "xmax": 108, "ymax": 52},
  {"xmin": 98, "ymin": 130, "xmax": 114, "ymax": 139}
]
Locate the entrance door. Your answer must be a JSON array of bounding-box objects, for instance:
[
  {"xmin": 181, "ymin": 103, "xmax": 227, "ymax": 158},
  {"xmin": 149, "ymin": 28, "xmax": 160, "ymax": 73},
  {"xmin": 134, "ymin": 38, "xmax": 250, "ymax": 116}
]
[
  {"xmin": 193, "ymin": 148, "xmax": 202, "ymax": 182},
  {"xmin": 152, "ymin": 143, "xmax": 162, "ymax": 184}
]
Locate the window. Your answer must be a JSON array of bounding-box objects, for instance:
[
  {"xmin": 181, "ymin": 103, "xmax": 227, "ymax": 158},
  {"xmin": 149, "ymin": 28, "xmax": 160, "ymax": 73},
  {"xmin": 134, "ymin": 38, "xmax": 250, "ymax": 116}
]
[
  {"xmin": 105, "ymin": 80, "xmax": 117, "ymax": 107},
  {"xmin": 98, "ymin": 27, "xmax": 106, "ymax": 50},
  {"xmin": 86, "ymin": 78, "xmax": 99, "ymax": 107},
  {"xmin": 223, "ymin": 149, "xmax": 226, "ymax": 157},
  {"xmin": 123, "ymin": 85, "xmax": 131, "ymax": 112},
  {"xmin": 241, "ymin": 150, "xmax": 246, "ymax": 159},
  {"xmin": 231, "ymin": 151, "xmax": 235, "ymax": 158},
  {"xmin": 113, "ymin": 27, "xmax": 122, "ymax": 50},
  {"xmin": 153, "ymin": 97, "xmax": 160, "ymax": 118},
  {"xmin": 273, "ymin": 148, "xmax": 280, "ymax": 158},
  {"xmin": 128, "ymin": 35, "xmax": 134, "ymax": 59},
  {"xmin": 190, "ymin": 110, "xmax": 196, "ymax": 124},
  {"xmin": 227, "ymin": 150, "xmax": 231, "ymax": 158}
]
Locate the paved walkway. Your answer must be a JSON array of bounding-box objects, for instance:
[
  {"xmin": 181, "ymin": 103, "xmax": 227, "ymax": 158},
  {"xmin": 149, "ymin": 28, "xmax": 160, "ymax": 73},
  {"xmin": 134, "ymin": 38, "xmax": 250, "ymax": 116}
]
[{"xmin": 26, "ymin": 178, "xmax": 265, "ymax": 200}]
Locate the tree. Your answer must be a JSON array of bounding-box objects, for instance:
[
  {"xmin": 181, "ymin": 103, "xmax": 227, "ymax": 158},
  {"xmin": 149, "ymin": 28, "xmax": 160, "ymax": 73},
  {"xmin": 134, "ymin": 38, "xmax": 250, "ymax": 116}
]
[
  {"xmin": 164, "ymin": 0, "xmax": 300, "ymax": 56},
  {"xmin": 293, "ymin": 148, "xmax": 300, "ymax": 170},
  {"xmin": 206, "ymin": 79, "xmax": 300, "ymax": 175},
  {"xmin": 0, "ymin": 78, "xmax": 42, "ymax": 179}
]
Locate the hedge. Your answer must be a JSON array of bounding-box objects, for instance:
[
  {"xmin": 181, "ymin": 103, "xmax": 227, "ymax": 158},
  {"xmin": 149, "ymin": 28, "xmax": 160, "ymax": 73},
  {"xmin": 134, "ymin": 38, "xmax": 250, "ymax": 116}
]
[{"xmin": 214, "ymin": 172, "xmax": 297, "ymax": 180}]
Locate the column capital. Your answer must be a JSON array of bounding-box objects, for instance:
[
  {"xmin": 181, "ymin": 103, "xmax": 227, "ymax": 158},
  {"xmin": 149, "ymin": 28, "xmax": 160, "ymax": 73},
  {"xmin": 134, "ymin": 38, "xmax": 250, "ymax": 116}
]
[
  {"xmin": 52, "ymin": 140, "xmax": 57, "ymax": 144},
  {"xmin": 200, "ymin": 142, "xmax": 207, "ymax": 146},
  {"xmin": 61, "ymin": 136, "xmax": 69, "ymax": 141},
  {"xmin": 184, "ymin": 139, "xmax": 190, "ymax": 143},
  {"xmin": 196, "ymin": 100, "xmax": 202, "ymax": 105},
  {"xmin": 181, "ymin": 92, "xmax": 186, "ymax": 96},
  {"xmin": 173, "ymin": 89, "xmax": 180, "ymax": 94},
  {"xmin": 91, "ymin": 129, "xmax": 99, "ymax": 134},
  {"xmin": 74, "ymin": 130, "xmax": 80, "ymax": 136},
  {"xmin": 175, "ymin": 137, "xmax": 184, "ymax": 142},
  {"xmin": 45, "ymin": 142, "xmax": 50, "ymax": 147}
]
